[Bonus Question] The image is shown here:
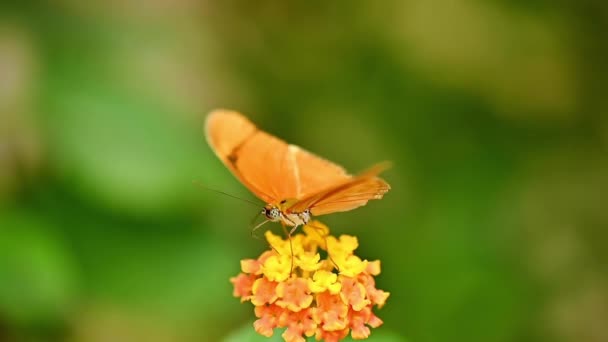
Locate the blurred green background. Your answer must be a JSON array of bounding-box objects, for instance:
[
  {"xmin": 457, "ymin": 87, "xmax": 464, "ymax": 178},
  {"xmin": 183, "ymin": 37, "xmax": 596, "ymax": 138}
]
[{"xmin": 1, "ymin": 1, "xmax": 607, "ymax": 341}]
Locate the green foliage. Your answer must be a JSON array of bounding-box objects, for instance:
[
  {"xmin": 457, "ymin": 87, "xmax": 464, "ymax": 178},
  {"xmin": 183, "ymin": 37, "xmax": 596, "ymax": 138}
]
[{"xmin": 0, "ymin": 213, "xmax": 75, "ymax": 324}]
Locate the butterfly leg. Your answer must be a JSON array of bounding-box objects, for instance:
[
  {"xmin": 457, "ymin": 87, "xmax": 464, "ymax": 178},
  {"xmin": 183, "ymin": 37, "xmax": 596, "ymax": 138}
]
[
  {"xmin": 280, "ymin": 222, "xmax": 295, "ymax": 276},
  {"xmin": 289, "ymin": 225, "xmax": 299, "ymax": 235},
  {"xmin": 250, "ymin": 219, "xmax": 282, "ymax": 255},
  {"xmin": 306, "ymin": 222, "xmax": 340, "ymax": 273}
]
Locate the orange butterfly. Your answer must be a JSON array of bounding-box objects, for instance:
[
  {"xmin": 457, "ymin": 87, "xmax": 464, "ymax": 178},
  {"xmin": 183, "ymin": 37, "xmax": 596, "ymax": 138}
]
[{"xmin": 205, "ymin": 109, "xmax": 390, "ymax": 234}]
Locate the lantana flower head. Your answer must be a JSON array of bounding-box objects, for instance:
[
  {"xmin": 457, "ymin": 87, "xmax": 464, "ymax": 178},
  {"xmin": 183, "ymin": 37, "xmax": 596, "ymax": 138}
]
[{"xmin": 230, "ymin": 221, "xmax": 389, "ymax": 342}]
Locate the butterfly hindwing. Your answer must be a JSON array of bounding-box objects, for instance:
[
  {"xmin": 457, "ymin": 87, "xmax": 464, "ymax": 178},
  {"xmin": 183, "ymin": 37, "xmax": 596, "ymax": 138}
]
[{"xmin": 287, "ymin": 162, "xmax": 391, "ymax": 216}]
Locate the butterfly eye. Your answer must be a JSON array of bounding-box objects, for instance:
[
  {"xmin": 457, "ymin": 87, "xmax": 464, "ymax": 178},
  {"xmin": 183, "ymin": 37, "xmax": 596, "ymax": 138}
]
[
  {"xmin": 271, "ymin": 208, "xmax": 280, "ymax": 218},
  {"xmin": 263, "ymin": 207, "xmax": 281, "ymax": 221}
]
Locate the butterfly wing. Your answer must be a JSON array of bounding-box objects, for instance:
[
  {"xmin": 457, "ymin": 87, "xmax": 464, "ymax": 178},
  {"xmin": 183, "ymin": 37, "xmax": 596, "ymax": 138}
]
[
  {"xmin": 205, "ymin": 109, "xmax": 352, "ymax": 203},
  {"xmin": 287, "ymin": 144, "xmax": 352, "ymax": 197},
  {"xmin": 288, "ymin": 162, "xmax": 391, "ymax": 216},
  {"xmin": 308, "ymin": 177, "xmax": 390, "ymax": 216},
  {"xmin": 205, "ymin": 109, "xmax": 279, "ymax": 203}
]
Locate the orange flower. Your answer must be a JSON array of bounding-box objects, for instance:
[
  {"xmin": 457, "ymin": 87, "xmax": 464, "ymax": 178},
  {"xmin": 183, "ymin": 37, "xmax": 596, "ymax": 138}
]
[
  {"xmin": 254, "ymin": 304, "xmax": 281, "ymax": 337},
  {"xmin": 276, "ymin": 277, "xmax": 314, "ymax": 312},
  {"xmin": 230, "ymin": 221, "xmax": 390, "ymax": 341},
  {"xmin": 340, "ymin": 276, "xmax": 370, "ymax": 311},
  {"xmin": 279, "ymin": 308, "xmax": 316, "ymax": 342},
  {"xmin": 251, "ymin": 277, "xmax": 278, "ymax": 306},
  {"xmin": 314, "ymin": 291, "xmax": 349, "ymax": 331},
  {"xmin": 229, "ymin": 273, "xmax": 255, "ymax": 302}
]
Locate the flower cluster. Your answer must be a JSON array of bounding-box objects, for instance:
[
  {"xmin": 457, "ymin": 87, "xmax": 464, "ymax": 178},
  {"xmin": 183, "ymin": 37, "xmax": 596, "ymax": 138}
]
[{"xmin": 230, "ymin": 221, "xmax": 389, "ymax": 342}]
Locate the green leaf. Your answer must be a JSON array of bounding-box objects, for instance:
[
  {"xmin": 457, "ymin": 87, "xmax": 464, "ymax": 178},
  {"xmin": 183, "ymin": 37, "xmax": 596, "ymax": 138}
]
[
  {"xmin": 0, "ymin": 212, "xmax": 77, "ymax": 324},
  {"xmin": 41, "ymin": 71, "xmax": 221, "ymax": 217}
]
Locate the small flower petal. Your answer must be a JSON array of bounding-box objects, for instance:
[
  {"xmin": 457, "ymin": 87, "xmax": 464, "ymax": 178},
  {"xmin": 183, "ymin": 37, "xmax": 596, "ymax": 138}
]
[
  {"xmin": 276, "ymin": 278, "xmax": 313, "ymax": 312},
  {"xmin": 251, "ymin": 277, "xmax": 278, "ymax": 306},
  {"xmin": 340, "ymin": 276, "xmax": 371, "ymax": 311},
  {"xmin": 349, "ymin": 307, "xmax": 372, "ymax": 339},
  {"xmin": 316, "ymin": 327, "xmax": 349, "ymax": 342},
  {"xmin": 337, "ymin": 255, "xmax": 368, "ymax": 277},
  {"xmin": 241, "ymin": 259, "xmax": 260, "ymax": 274},
  {"xmin": 230, "ymin": 273, "xmax": 256, "ymax": 301},
  {"xmin": 328, "ymin": 235, "xmax": 359, "ymax": 258},
  {"xmin": 367, "ymin": 312, "xmax": 384, "ymax": 328},
  {"xmin": 265, "ymin": 231, "xmax": 290, "ymax": 255},
  {"xmin": 314, "ymin": 292, "xmax": 349, "ymax": 331},
  {"xmin": 296, "ymin": 252, "xmax": 322, "ymax": 272},
  {"xmin": 358, "ymin": 273, "xmax": 390, "ymax": 307},
  {"xmin": 282, "ymin": 326, "xmax": 306, "ymax": 342},
  {"xmin": 279, "ymin": 308, "xmax": 317, "ymax": 342},
  {"xmin": 262, "ymin": 254, "xmax": 292, "ymax": 282},
  {"xmin": 309, "ymin": 270, "xmax": 341, "ymax": 294},
  {"xmin": 253, "ymin": 304, "xmax": 281, "ymax": 337},
  {"xmin": 303, "ymin": 221, "xmax": 330, "ymax": 250},
  {"xmin": 365, "ymin": 260, "xmax": 382, "ymax": 276}
]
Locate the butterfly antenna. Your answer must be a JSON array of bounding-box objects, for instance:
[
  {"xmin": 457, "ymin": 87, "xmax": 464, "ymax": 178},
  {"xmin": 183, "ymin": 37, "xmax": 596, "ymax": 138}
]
[
  {"xmin": 250, "ymin": 210, "xmax": 263, "ymax": 225},
  {"xmin": 193, "ymin": 181, "xmax": 262, "ymax": 207}
]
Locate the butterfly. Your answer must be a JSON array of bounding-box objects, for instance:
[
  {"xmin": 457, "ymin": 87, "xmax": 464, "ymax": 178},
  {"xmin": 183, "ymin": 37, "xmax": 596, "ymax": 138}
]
[{"xmin": 204, "ymin": 109, "xmax": 390, "ymax": 235}]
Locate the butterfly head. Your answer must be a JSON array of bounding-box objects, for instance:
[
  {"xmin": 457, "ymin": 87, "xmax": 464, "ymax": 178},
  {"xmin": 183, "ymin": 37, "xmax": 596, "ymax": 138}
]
[
  {"xmin": 262, "ymin": 205, "xmax": 282, "ymax": 222},
  {"xmin": 262, "ymin": 202, "xmax": 312, "ymax": 227}
]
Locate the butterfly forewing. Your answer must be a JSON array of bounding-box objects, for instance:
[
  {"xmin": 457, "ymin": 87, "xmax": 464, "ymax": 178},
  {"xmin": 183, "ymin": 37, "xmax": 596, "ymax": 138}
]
[
  {"xmin": 205, "ymin": 110, "xmax": 358, "ymax": 204},
  {"xmin": 205, "ymin": 110, "xmax": 275, "ymax": 203}
]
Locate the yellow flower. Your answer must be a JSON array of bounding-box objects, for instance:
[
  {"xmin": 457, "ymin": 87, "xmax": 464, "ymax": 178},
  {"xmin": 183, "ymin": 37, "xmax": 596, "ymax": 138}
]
[
  {"xmin": 265, "ymin": 230, "xmax": 291, "ymax": 254},
  {"xmin": 308, "ymin": 270, "xmax": 341, "ymax": 294},
  {"xmin": 230, "ymin": 221, "xmax": 389, "ymax": 342},
  {"xmin": 327, "ymin": 234, "xmax": 359, "ymax": 258},
  {"xmin": 335, "ymin": 255, "xmax": 368, "ymax": 277},
  {"xmin": 296, "ymin": 252, "xmax": 322, "ymax": 272},
  {"xmin": 262, "ymin": 254, "xmax": 292, "ymax": 282},
  {"xmin": 265, "ymin": 230, "xmax": 305, "ymax": 256},
  {"xmin": 303, "ymin": 221, "xmax": 329, "ymax": 251}
]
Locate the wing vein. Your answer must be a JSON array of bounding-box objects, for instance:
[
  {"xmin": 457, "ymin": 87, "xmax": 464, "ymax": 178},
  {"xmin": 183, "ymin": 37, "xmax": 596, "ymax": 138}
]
[{"xmin": 289, "ymin": 145, "xmax": 301, "ymax": 198}]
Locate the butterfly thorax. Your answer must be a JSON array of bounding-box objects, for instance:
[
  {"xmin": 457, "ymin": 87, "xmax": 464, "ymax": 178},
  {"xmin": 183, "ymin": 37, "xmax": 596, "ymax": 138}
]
[{"xmin": 262, "ymin": 199, "xmax": 311, "ymax": 227}]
